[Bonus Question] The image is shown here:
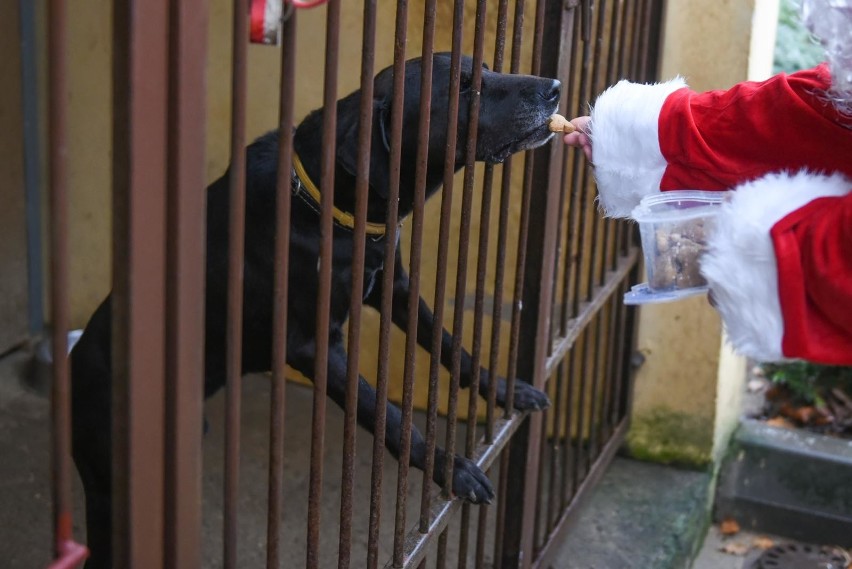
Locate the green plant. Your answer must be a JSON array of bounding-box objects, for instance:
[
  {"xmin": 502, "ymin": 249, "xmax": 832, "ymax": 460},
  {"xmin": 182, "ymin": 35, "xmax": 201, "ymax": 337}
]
[
  {"xmin": 761, "ymin": 362, "xmax": 852, "ymax": 407},
  {"xmin": 773, "ymin": 0, "xmax": 825, "ymax": 74}
]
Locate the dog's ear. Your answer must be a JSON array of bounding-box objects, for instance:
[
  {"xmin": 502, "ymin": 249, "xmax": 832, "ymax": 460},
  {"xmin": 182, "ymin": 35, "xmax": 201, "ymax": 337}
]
[{"xmin": 337, "ymin": 99, "xmax": 392, "ymax": 200}]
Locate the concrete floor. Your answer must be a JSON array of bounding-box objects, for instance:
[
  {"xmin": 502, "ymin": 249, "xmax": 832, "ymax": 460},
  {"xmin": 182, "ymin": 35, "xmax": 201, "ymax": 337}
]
[
  {"xmin": 0, "ymin": 348, "xmax": 491, "ymax": 568},
  {"xmin": 0, "ymin": 346, "xmax": 801, "ymax": 569}
]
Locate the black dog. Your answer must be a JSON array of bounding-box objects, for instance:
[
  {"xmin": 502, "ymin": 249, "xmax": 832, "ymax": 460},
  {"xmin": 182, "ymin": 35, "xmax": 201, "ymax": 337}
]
[{"xmin": 71, "ymin": 53, "xmax": 559, "ymax": 567}]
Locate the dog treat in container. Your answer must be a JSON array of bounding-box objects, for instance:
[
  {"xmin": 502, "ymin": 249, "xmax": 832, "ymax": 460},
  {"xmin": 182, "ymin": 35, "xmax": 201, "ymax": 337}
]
[{"xmin": 623, "ymin": 190, "xmax": 730, "ymax": 305}]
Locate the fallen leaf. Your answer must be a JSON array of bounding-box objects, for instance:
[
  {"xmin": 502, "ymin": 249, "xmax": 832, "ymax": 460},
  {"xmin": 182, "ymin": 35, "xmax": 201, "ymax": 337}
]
[
  {"xmin": 719, "ymin": 542, "xmax": 750, "ymax": 556},
  {"xmin": 752, "ymin": 536, "xmax": 774, "ymax": 550},
  {"xmin": 720, "ymin": 518, "xmax": 741, "ymax": 536},
  {"xmin": 765, "ymin": 416, "xmax": 795, "ymax": 429},
  {"xmin": 792, "ymin": 406, "xmax": 817, "ymax": 424}
]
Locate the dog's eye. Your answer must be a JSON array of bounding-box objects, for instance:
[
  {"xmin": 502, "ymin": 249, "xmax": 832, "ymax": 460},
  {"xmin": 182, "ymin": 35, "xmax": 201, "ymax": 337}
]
[{"xmin": 459, "ymin": 74, "xmax": 473, "ymax": 93}]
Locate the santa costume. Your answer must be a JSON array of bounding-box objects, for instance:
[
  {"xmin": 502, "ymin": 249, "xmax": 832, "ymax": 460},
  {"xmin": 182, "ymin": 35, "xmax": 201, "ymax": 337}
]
[{"xmin": 585, "ymin": 0, "xmax": 852, "ymax": 365}]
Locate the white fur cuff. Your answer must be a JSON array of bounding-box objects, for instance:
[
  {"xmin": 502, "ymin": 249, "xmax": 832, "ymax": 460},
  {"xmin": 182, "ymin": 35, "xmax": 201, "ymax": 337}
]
[
  {"xmin": 590, "ymin": 77, "xmax": 687, "ymax": 218},
  {"xmin": 700, "ymin": 170, "xmax": 852, "ymax": 362}
]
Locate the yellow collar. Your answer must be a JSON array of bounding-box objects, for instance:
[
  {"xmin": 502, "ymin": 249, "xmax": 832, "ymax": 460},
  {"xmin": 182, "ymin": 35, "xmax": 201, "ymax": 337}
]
[{"xmin": 292, "ymin": 152, "xmax": 387, "ymax": 237}]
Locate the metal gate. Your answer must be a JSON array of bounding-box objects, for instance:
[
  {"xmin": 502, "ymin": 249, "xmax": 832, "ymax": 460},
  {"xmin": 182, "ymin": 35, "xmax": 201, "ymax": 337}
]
[{"xmin": 44, "ymin": 0, "xmax": 663, "ymax": 567}]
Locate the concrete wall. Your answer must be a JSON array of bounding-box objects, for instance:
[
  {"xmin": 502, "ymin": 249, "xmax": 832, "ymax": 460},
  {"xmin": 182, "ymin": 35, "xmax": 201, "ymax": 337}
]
[{"xmin": 0, "ymin": 1, "xmax": 31, "ymax": 354}]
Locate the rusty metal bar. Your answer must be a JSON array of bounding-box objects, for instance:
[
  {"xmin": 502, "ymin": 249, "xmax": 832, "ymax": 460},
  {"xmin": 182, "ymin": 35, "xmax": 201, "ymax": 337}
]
[
  {"xmin": 223, "ymin": 0, "xmax": 249, "ymax": 566},
  {"xmin": 307, "ymin": 1, "xmax": 343, "ymax": 566},
  {"xmin": 546, "ymin": 362, "xmax": 566, "ymax": 534},
  {"xmin": 336, "ymin": 1, "xmax": 376, "ymax": 566},
  {"xmin": 507, "ymin": 0, "xmax": 577, "ymax": 565},
  {"xmin": 163, "ymin": 1, "xmax": 209, "ymax": 567},
  {"xmin": 484, "ymin": 0, "xmax": 511, "ymax": 445},
  {"xmin": 436, "ymin": 529, "xmax": 448, "ymax": 569},
  {"xmin": 454, "ymin": 0, "xmax": 488, "ymax": 564},
  {"xmin": 551, "ymin": 353, "xmax": 575, "ymax": 508},
  {"xmin": 266, "ymin": 12, "xmax": 297, "ymax": 569},
  {"xmin": 599, "ymin": 295, "xmax": 620, "ymax": 443},
  {"xmin": 491, "ymin": 15, "xmax": 532, "ymax": 564},
  {"xmin": 46, "ymin": 0, "xmax": 87, "ymax": 565},
  {"xmin": 392, "ymin": 0, "xmax": 435, "ymax": 565},
  {"xmin": 367, "ymin": 1, "xmax": 408, "ymax": 566},
  {"xmin": 598, "ymin": 0, "xmax": 622, "ymax": 280},
  {"xmin": 111, "ymin": 1, "xmax": 169, "ymax": 567},
  {"xmin": 419, "ymin": 0, "xmax": 462, "ymax": 528},
  {"xmin": 583, "ymin": 0, "xmax": 608, "ymax": 304},
  {"xmin": 475, "ymin": 493, "xmax": 489, "ymax": 568},
  {"xmin": 555, "ymin": 16, "xmax": 582, "ymax": 330},
  {"xmin": 586, "ymin": 312, "xmax": 603, "ymax": 464}
]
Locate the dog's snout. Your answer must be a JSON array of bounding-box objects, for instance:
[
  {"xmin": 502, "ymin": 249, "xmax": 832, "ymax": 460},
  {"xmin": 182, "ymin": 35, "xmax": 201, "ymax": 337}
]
[{"xmin": 540, "ymin": 79, "xmax": 561, "ymax": 103}]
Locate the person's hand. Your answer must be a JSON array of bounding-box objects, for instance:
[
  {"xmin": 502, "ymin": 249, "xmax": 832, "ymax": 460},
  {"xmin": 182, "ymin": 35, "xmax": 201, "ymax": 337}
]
[{"xmin": 562, "ymin": 116, "xmax": 592, "ymax": 162}]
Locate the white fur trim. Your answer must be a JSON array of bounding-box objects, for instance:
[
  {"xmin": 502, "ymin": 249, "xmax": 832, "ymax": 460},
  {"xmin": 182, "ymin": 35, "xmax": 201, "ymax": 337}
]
[
  {"xmin": 700, "ymin": 170, "xmax": 852, "ymax": 362},
  {"xmin": 263, "ymin": 0, "xmax": 282, "ymax": 44},
  {"xmin": 590, "ymin": 77, "xmax": 687, "ymax": 218}
]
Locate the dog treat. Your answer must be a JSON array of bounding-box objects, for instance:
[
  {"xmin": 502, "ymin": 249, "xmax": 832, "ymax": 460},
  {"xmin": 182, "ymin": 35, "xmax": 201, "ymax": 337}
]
[
  {"xmin": 548, "ymin": 113, "xmax": 576, "ymax": 134},
  {"xmin": 649, "ymin": 221, "xmax": 709, "ymax": 290}
]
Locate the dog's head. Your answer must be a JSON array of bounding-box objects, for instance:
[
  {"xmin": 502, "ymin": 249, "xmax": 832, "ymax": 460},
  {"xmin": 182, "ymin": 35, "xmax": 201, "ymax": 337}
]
[{"xmin": 336, "ymin": 53, "xmax": 560, "ymax": 203}]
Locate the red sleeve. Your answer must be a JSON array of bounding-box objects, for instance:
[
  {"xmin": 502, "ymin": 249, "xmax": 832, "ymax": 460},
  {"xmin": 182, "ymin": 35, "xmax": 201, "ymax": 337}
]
[
  {"xmin": 772, "ymin": 192, "xmax": 852, "ymax": 364},
  {"xmin": 657, "ymin": 64, "xmax": 852, "ymax": 191}
]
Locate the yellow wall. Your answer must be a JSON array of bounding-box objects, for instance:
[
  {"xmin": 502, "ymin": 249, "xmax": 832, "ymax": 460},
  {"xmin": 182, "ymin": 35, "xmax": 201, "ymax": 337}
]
[{"xmin": 56, "ymin": 1, "xmax": 534, "ymax": 417}]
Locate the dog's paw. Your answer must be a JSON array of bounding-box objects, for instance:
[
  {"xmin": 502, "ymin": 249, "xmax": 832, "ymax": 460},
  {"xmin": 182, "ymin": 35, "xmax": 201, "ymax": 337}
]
[
  {"xmin": 511, "ymin": 381, "xmax": 551, "ymax": 412},
  {"xmin": 452, "ymin": 455, "xmax": 495, "ymax": 504}
]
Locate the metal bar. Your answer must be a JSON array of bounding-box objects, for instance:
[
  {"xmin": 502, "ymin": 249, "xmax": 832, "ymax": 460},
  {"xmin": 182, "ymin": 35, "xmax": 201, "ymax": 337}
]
[
  {"xmin": 474, "ymin": 496, "xmax": 489, "ymax": 568},
  {"xmin": 392, "ymin": 0, "xmax": 435, "ymax": 564},
  {"xmin": 46, "ymin": 0, "xmax": 85, "ymax": 563},
  {"xmin": 599, "ymin": 295, "xmax": 619, "ymax": 442},
  {"xmin": 337, "ymin": 0, "xmax": 375, "ymax": 565},
  {"xmin": 559, "ymin": 352, "xmax": 576, "ymax": 510},
  {"xmin": 557, "ymin": 6, "xmax": 583, "ymax": 342},
  {"xmin": 532, "ymin": 401, "xmax": 549, "ymax": 555},
  {"xmin": 267, "ymin": 12, "xmax": 298, "ymax": 569},
  {"xmin": 493, "ymin": 450, "xmax": 509, "ymax": 569},
  {"xmin": 367, "ymin": 1, "xmax": 408, "ymax": 565},
  {"xmin": 223, "ymin": 0, "xmax": 249, "ymax": 565},
  {"xmin": 582, "ymin": 0, "xmax": 607, "ymax": 304},
  {"xmin": 307, "ymin": 1, "xmax": 343, "ymax": 566},
  {"xmin": 532, "ymin": 418, "xmax": 629, "ymax": 569},
  {"xmin": 484, "ymin": 0, "xmax": 511, "ymax": 445},
  {"xmin": 546, "ymin": 362, "xmax": 565, "ymax": 533},
  {"xmin": 387, "ymin": 412, "xmax": 529, "ymax": 569},
  {"xmin": 502, "ymin": 0, "xmax": 572, "ymax": 565},
  {"xmin": 436, "ymin": 529, "xmax": 448, "ymax": 569},
  {"xmin": 434, "ymin": 0, "xmax": 468, "ymax": 499},
  {"xmin": 111, "ymin": 0, "xmax": 169, "ymax": 566},
  {"xmin": 163, "ymin": 1, "xmax": 208, "ymax": 567},
  {"xmin": 586, "ymin": 312, "xmax": 603, "ymax": 465},
  {"xmin": 419, "ymin": 0, "xmax": 463, "ymax": 531},
  {"xmin": 454, "ymin": 0, "xmax": 488, "ymax": 564}
]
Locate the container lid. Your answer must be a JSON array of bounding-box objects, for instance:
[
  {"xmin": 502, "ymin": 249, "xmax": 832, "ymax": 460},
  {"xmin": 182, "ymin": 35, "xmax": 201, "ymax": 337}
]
[
  {"xmin": 630, "ymin": 190, "xmax": 730, "ymax": 223},
  {"xmin": 623, "ymin": 283, "xmax": 709, "ymax": 305}
]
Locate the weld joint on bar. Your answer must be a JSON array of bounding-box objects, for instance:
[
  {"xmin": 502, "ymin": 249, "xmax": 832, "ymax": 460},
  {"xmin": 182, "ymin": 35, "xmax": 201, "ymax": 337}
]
[
  {"xmin": 385, "ymin": 411, "xmax": 530, "ymax": 569},
  {"xmin": 546, "ymin": 248, "xmax": 638, "ymax": 377}
]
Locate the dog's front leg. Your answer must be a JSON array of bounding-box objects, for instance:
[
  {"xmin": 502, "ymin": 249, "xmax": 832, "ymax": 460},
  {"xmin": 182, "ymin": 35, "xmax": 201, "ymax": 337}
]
[
  {"xmin": 369, "ymin": 250, "xmax": 550, "ymax": 412},
  {"xmin": 287, "ymin": 338, "xmax": 494, "ymax": 504}
]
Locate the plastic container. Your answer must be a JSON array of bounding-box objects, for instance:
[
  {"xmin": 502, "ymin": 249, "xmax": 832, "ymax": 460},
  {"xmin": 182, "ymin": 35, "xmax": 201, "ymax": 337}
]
[{"xmin": 624, "ymin": 190, "xmax": 729, "ymax": 305}]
